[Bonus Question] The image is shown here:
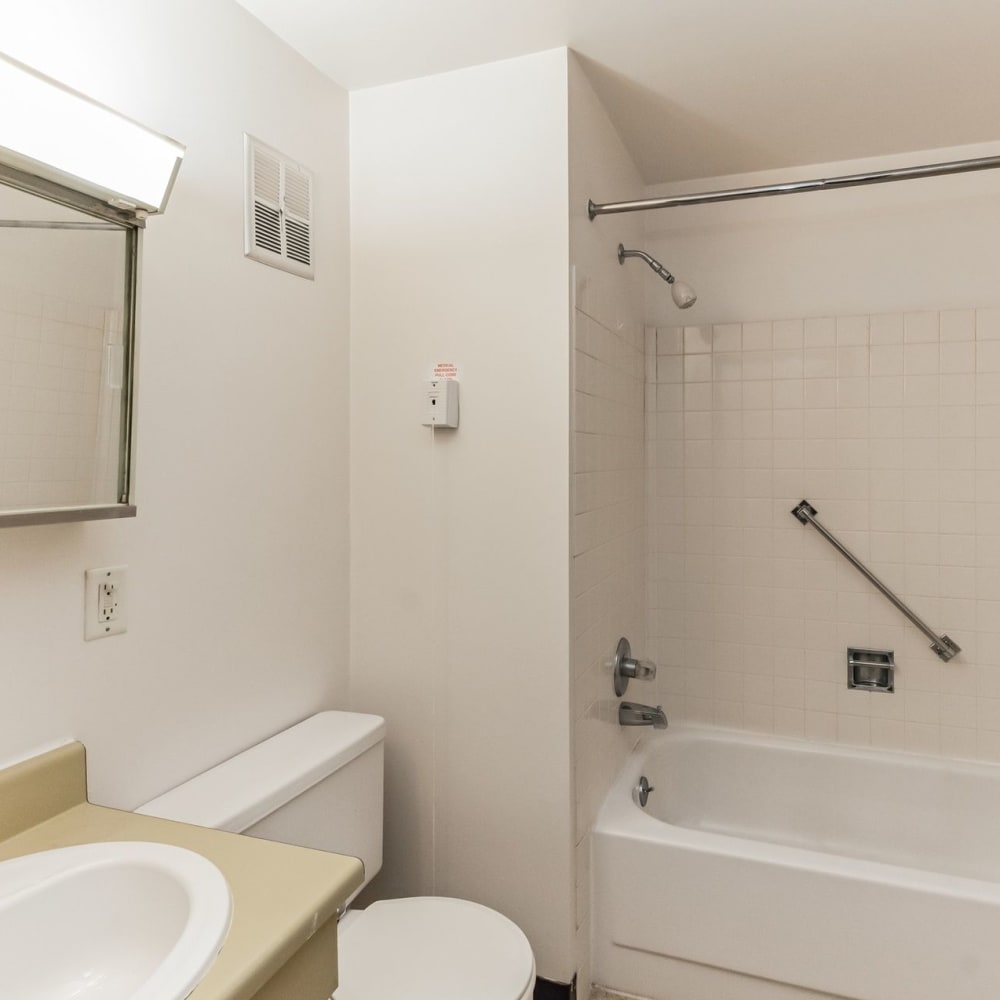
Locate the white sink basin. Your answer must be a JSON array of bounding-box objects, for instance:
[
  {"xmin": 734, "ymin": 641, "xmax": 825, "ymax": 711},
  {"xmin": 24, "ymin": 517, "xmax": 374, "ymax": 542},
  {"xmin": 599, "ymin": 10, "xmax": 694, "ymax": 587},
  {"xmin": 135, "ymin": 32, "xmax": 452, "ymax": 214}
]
[{"xmin": 0, "ymin": 841, "xmax": 232, "ymax": 999}]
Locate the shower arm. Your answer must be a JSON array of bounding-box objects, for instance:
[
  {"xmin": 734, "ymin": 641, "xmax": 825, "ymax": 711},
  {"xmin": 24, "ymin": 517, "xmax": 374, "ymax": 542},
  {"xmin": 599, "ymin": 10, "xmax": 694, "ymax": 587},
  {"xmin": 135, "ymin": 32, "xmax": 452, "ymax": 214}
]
[
  {"xmin": 617, "ymin": 244, "xmax": 677, "ymax": 283},
  {"xmin": 791, "ymin": 500, "xmax": 961, "ymax": 662}
]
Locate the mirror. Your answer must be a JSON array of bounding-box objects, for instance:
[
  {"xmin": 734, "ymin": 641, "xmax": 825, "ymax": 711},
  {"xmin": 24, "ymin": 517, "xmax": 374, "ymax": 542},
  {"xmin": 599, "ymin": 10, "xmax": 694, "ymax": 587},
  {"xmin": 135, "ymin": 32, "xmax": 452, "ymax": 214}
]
[
  {"xmin": 0, "ymin": 171, "xmax": 137, "ymax": 526},
  {"xmin": 0, "ymin": 51, "xmax": 184, "ymax": 526}
]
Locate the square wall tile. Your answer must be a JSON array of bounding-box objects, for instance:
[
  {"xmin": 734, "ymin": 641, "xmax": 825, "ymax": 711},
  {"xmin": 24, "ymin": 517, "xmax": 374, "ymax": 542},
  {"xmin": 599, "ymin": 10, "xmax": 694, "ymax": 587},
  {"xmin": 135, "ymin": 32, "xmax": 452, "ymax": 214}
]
[
  {"xmin": 871, "ymin": 313, "xmax": 904, "ymax": 344},
  {"xmin": 743, "ymin": 321, "xmax": 772, "ymax": 351},
  {"xmin": 804, "ymin": 317, "xmax": 836, "ymax": 347},
  {"xmin": 836, "ymin": 315, "xmax": 869, "ymax": 346},
  {"xmin": 773, "ymin": 319, "xmax": 804, "ymax": 349},
  {"xmin": 977, "ymin": 308, "xmax": 1000, "ymax": 341},
  {"xmin": 941, "ymin": 310, "xmax": 975, "ymax": 342},
  {"xmin": 713, "ymin": 324, "xmax": 741, "ymax": 352},
  {"xmin": 905, "ymin": 312, "xmax": 939, "ymax": 343},
  {"xmin": 685, "ymin": 325, "xmax": 712, "ymax": 353}
]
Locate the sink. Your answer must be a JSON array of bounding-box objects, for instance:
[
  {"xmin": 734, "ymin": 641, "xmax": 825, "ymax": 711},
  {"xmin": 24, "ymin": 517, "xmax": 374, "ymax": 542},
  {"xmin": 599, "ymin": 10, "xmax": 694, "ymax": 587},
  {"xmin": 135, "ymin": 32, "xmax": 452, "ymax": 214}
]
[{"xmin": 0, "ymin": 841, "xmax": 232, "ymax": 999}]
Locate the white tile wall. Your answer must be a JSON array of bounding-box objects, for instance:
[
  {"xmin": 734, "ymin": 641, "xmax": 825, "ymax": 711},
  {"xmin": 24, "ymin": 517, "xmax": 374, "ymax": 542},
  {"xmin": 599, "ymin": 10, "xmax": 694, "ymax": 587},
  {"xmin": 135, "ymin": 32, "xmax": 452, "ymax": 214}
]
[
  {"xmin": 0, "ymin": 285, "xmax": 114, "ymax": 509},
  {"xmin": 569, "ymin": 52, "xmax": 648, "ymax": 993},
  {"xmin": 571, "ymin": 301, "xmax": 645, "ymax": 978},
  {"xmin": 572, "ymin": 302, "xmax": 646, "ymax": 810},
  {"xmin": 649, "ymin": 308, "xmax": 1000, "ymax": 762}
]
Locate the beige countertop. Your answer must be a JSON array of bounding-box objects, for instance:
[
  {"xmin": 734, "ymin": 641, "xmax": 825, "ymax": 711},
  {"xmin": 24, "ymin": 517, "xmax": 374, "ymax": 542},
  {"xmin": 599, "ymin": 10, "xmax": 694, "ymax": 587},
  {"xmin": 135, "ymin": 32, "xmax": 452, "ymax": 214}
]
[{"xmin": 0, "ymin": 741, "xmax": 364, "ymax": 1000}]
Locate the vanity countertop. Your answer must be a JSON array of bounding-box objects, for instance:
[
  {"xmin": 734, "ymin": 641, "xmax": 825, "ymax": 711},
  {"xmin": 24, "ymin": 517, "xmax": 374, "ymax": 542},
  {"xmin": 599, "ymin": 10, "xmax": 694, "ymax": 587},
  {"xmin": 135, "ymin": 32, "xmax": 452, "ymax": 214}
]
[{"xmin": 0, "ymin": 740, "xmax": 364, "ymax": 1000}]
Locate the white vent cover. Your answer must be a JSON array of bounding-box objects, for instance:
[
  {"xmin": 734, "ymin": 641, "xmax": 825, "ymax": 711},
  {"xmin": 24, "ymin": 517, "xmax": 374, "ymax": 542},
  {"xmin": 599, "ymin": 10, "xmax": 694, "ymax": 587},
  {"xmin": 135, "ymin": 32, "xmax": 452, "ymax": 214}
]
[{"xmin": 244, "ymin": 134, "xmax": 314, "ymax": 279}]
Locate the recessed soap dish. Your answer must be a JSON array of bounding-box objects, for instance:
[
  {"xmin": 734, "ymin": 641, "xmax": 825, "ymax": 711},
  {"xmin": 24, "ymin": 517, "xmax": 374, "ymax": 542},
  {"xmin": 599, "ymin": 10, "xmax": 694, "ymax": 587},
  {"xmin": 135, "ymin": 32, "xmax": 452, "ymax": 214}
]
[{"xmin": 848, "ymin": 648, "xmax": 894, "ymax": 692}]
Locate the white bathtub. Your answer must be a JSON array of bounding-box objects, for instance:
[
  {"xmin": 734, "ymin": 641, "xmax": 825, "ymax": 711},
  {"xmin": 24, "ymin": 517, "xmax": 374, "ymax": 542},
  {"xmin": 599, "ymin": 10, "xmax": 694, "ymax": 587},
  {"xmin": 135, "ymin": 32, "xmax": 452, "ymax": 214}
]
[{"xmin": 592, "ymin": 726, "xmax": 1000, "ymax": 1000}]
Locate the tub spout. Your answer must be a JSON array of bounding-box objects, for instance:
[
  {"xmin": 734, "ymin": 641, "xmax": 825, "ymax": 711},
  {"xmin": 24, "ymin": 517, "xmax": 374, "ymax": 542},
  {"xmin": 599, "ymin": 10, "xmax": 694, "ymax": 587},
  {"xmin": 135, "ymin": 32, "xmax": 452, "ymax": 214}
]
[{"xmin": 619, "ymin": 701, "xmax": 668, "ymax": 729}]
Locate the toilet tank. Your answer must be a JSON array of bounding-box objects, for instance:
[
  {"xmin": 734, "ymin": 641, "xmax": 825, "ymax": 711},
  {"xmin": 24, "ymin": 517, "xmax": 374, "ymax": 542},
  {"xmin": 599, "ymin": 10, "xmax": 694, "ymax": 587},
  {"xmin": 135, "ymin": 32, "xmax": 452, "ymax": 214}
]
[{"xmin": 137, "ymin": 711, "xmax": 384, "ymax": 900}]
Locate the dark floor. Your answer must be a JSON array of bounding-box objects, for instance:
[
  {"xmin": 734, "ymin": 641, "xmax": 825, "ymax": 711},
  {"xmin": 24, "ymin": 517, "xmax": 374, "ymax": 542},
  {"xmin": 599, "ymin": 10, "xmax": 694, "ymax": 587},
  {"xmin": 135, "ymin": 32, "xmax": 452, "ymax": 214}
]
[{"xmin": 534, "ymin": 974, "xmax": 576, "ymax": 1000}]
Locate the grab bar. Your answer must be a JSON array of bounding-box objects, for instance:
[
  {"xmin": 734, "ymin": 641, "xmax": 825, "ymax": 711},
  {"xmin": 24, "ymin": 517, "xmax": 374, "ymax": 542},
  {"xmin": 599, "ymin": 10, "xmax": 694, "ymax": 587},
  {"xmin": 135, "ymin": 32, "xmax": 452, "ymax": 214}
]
[{"xmin": 791, "ymin": 500, "xmax": 961, "ymax": 662}]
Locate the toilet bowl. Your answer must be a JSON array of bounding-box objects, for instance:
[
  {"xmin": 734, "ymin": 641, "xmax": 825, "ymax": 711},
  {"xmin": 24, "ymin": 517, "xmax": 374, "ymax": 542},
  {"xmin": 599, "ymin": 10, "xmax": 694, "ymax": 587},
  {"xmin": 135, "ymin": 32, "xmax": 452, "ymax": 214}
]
[
  {"xmin": 336, "ymin": 897, "xmax": 534, "ymax": 1000},
  {"xmin": 137, "ymin": 711, "xmax": 535, "ymax": 1000}
]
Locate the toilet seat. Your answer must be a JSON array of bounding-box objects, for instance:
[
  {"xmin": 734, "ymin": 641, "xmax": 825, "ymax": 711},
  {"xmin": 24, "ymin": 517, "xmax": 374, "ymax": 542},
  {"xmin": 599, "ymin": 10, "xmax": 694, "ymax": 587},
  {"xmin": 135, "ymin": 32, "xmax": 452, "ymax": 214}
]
[{"xmin": 334, "ymin": 896, "xmax": 536, "ymax": 1000}]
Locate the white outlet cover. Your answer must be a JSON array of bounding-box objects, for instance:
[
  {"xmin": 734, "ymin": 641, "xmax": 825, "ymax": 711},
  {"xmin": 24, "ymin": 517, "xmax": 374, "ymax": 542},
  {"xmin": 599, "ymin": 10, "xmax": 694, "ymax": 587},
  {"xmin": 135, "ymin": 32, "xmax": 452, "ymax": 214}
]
[{"xmin": 84, "ymin": 565, "xmax": 127, "ymax": 641}]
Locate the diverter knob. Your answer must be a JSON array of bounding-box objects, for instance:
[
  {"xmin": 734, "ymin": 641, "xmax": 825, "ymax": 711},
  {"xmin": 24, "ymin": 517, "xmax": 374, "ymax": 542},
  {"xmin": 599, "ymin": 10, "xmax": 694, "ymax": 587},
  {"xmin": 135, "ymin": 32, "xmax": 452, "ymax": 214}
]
[{"xmin": 613, "ymin": 637, "xmax": 658, "ymax": 696}]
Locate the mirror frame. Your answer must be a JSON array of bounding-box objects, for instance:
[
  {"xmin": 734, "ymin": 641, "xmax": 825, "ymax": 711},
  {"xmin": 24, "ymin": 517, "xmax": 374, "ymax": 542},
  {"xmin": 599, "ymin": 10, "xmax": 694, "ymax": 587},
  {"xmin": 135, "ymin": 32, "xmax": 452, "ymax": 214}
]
[{"xmin": 0, "ymin": 160, "xmax": 141, "ymax": 527}]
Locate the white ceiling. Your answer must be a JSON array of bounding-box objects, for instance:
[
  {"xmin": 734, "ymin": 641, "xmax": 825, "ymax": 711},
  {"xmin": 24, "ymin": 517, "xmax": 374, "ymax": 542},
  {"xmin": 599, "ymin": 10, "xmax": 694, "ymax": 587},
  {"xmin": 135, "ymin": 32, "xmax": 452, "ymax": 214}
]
[{"xmin": 236, "ymin": 0, "xmax": 1000, "ymax": 184}]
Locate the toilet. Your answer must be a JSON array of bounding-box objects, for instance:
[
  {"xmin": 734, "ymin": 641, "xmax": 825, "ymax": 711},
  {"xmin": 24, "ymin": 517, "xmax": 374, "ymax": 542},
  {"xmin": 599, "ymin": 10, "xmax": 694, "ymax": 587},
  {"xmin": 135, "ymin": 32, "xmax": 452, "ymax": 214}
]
[{"xmin": 136, "ymin": 711, "xmax": 536, "ymax": 1000}]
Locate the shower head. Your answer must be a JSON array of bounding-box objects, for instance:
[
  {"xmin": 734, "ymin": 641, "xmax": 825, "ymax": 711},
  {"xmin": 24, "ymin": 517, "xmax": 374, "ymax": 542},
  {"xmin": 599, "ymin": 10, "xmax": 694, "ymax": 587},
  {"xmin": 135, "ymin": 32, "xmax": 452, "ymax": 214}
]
[{"xmin": 618, "ymin": 243, "xmax": 697, "ymax": 309}]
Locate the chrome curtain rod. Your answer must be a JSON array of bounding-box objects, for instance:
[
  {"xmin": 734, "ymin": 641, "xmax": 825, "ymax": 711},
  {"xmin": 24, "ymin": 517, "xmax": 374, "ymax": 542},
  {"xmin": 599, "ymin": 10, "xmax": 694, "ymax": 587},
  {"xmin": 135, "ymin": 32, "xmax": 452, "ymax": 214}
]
[
  {"xmin": 588, "ymin": 153, "xmax": 1000, "ymax": 219},
  {"xmin": 0, "ymin": 220, "xmax": 121, "ymax": 230},
  {"xmin": 792, "ymin": 501, "xmax": 961, "ymax": 663}
]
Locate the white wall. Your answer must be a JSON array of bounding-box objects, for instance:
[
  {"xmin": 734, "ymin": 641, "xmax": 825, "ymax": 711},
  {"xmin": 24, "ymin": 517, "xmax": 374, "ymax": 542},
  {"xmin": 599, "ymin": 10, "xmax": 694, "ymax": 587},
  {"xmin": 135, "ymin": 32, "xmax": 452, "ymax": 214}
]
[
  {"xmin": 567, "ymin": 53, "xmax": 647, "ymax": 997},
  {"xmin": 642, "ymin": 145, "xmax": 1000, "ymax": 762},
  {"xmin": 642, "ymin": 142, "xmax": 1000, "ymax": 327},
  {"xmin": 350, "ymin": 49, "xmax": 575, "ymax": 982},
  {"xmin": 0, "ymin": 0, "xmax": 351, "ymax": 804}
]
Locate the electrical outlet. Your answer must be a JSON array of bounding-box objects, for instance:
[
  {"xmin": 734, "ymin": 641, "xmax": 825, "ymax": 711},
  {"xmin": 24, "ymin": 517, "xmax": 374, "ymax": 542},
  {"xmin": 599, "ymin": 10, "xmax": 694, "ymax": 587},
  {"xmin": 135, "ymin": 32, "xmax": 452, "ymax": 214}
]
[{"xmin": 84, "ymin": 565, "xmax": 127, "ymax": 640}]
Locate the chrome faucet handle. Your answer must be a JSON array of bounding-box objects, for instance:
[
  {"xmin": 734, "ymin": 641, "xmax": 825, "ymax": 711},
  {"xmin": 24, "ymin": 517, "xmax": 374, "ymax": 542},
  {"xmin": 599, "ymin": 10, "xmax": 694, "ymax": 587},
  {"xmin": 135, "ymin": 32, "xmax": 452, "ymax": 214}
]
[
  {"xmin": 621, "ymin": 657, "xmax": 656, "ymax": 680},
  {"xmin": 613, "ymin": 637, "xmax": 658, "ymax": 696}
]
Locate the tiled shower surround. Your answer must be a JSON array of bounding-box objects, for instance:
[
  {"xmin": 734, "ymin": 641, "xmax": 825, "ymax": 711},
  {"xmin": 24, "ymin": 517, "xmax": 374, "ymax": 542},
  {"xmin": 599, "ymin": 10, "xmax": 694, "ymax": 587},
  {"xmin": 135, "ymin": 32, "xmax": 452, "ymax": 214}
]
[
  {"xmin": 649, "ymin": 307, "xmax": 1000, "ymax": 761},
  {"xmin": 572, "ymin": 300, "xmax": 645, "ymax": 993}
]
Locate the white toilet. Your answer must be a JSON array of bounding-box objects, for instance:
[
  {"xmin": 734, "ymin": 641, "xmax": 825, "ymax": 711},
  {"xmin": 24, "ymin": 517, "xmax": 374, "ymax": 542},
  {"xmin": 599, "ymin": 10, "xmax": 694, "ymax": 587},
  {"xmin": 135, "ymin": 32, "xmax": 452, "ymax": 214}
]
[{"xmin": 137, "ymin": 711, "xmax": 536, "ymax": 1000}]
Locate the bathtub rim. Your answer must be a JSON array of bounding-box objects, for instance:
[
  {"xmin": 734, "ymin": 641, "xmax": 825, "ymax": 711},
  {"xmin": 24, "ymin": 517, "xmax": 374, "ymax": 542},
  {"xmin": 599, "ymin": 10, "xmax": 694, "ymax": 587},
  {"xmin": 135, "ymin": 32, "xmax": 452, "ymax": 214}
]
[{"xmin": 594, "ymin": 722, "xmax": 1000, "ymax": 904}]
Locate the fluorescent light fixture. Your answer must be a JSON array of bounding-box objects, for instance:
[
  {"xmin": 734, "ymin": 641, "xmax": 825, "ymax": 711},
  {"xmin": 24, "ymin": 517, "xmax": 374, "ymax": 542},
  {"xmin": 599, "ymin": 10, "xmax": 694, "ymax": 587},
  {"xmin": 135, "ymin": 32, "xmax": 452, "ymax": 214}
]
[{"xmin": 0, "ymin": 52, "xmax": 184, "ymax": 215}]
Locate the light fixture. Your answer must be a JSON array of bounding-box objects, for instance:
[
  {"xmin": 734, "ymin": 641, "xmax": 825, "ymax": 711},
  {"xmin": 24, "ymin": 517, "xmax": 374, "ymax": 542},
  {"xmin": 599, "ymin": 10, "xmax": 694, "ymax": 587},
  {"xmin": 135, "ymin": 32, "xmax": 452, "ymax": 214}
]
[{"xmin": 0, "ymin": 51, "xmax": 185, "ymax": 216}]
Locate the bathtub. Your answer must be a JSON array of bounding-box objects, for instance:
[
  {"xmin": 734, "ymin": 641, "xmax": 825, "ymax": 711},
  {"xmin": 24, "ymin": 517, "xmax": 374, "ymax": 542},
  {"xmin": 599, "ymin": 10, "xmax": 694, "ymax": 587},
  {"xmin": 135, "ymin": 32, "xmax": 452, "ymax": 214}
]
[{"xmin": 592, "ymin": 725, "xmax": 1000, "ymax": 1000}]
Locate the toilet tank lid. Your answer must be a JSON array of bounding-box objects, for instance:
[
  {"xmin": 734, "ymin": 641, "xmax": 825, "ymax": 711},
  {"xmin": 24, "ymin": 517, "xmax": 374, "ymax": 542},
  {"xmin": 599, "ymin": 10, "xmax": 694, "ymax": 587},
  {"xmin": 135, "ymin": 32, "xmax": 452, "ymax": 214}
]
[{"xmin": 136, "ymin": 711, "xmax": 385, "ymax": 833}]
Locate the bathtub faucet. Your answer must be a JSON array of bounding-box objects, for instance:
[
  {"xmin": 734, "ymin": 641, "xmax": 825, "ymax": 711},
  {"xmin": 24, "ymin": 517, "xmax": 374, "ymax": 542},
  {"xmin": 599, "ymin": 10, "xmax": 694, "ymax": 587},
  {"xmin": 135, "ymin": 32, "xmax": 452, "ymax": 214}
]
[{"xmin": 619, "ymin": 701, "xmax": 668, "ymax": 729}]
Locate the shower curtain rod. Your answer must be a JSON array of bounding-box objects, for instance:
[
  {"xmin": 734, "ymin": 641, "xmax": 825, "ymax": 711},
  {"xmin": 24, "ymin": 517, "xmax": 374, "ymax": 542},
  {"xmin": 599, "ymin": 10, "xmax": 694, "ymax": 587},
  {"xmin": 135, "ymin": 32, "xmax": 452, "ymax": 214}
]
[
  {"xmin": 587, "ymin": 152, "xmax": 1000, "ymax": 219},
  {"xmin": 0, "ymin": 220, "xmax": 121, "ymax": 230}
]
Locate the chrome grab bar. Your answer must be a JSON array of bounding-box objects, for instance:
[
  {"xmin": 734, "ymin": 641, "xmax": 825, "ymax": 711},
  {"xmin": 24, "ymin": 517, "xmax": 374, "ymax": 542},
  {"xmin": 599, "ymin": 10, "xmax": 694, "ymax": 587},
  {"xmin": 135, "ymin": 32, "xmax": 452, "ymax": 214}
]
[{"xmin": 791, "ymin": 500, "xmax": 961, "ymax": 663}]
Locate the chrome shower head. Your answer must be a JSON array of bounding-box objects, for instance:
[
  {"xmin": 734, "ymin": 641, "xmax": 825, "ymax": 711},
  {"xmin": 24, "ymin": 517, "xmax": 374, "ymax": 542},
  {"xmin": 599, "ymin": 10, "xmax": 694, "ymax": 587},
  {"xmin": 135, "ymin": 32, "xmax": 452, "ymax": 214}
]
[{"xmin": 618, "ymin": 244, "xmax": 697, "ymax": 309}]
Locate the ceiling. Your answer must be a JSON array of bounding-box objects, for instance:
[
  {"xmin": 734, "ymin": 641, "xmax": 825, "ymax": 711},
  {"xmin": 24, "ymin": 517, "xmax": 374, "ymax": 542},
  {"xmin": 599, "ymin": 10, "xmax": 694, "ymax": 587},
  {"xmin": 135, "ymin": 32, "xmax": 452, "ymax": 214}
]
[{"xmin": 235, "ymin": 0, "xmax": 1000, "ymax": 185}]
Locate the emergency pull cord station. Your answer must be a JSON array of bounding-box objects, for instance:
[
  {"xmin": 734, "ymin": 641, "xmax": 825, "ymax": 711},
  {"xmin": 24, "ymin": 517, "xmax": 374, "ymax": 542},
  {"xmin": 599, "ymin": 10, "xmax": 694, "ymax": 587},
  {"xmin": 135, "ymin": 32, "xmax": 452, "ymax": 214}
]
[{"xmin": 423, "ymin": 379, "xmax": 459, "ymax": 429}]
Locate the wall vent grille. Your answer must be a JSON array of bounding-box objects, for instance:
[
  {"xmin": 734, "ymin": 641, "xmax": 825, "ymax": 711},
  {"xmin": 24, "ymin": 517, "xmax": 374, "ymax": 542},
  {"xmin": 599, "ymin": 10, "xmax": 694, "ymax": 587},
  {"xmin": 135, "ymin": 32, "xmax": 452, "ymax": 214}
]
[{"xmin": 244, "ymin": 134, "xmax": 314, "ymax": 279}]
